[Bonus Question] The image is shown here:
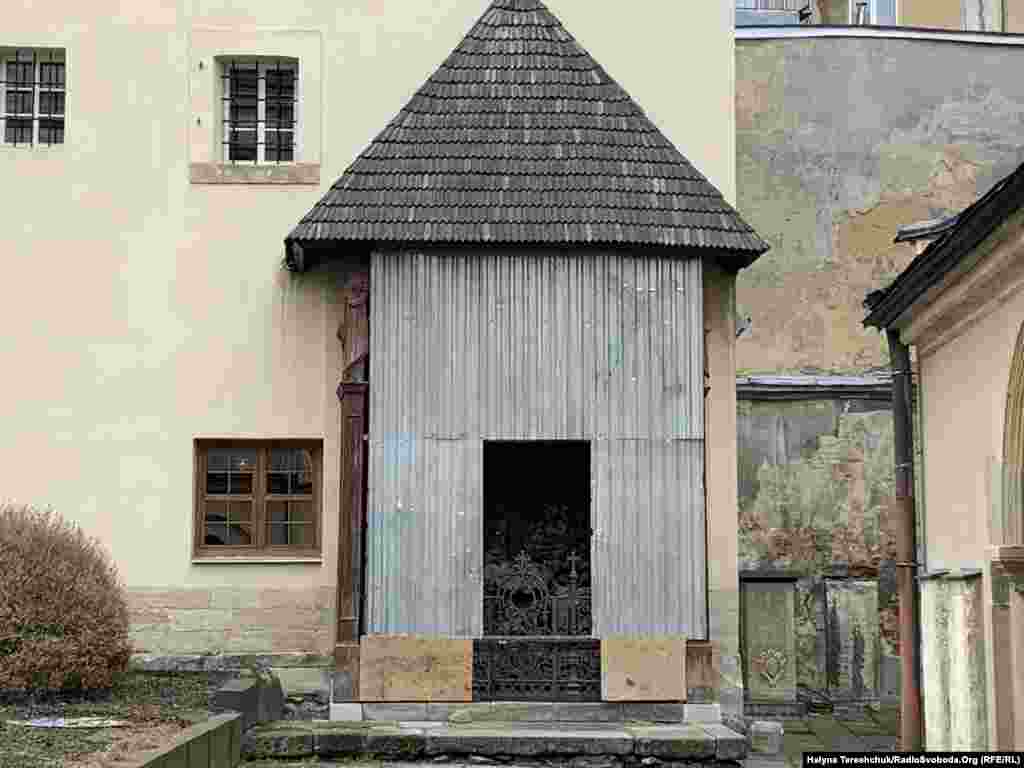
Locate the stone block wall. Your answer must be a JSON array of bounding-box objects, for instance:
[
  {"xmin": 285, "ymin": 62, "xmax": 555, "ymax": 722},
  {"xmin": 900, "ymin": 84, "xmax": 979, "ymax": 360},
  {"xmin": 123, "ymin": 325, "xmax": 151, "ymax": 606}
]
[{"xmin": 127, "ymin": 586, "xmax": 334, "ymax": 657}]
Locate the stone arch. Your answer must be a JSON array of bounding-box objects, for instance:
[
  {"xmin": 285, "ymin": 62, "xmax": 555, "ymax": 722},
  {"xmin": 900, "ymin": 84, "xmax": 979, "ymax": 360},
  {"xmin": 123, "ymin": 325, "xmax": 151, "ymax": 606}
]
[{"xmin": 1002, "ymin": 321, "xmax": 1024, "ymax": 545}]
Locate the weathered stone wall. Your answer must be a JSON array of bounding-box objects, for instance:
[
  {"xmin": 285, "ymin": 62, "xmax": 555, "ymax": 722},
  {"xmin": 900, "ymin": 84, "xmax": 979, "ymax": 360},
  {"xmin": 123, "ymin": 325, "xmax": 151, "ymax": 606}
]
[
  {"xmin": 128, "ymin": 586, "xmax": 334, "ymax": 657},
  {"xmin": 737, "ymin": 395, "xmax": 897, "ymax": 701},
  {"xmin": 736, "ymin": 36, "xmax": 1024, "ymax": 374}
]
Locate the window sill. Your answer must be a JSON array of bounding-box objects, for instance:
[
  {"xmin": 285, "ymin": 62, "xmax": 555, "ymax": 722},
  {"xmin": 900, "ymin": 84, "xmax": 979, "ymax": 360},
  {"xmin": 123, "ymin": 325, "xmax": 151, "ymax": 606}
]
[
  {"xmin": 189, "ymin": 162, "xmax": 320, "ymax": 185},
  {"xmin": 0, "ymin": 143, "xmax": 65, "ymax": 152},
  {"xmin": 192, "ymin": 556, "xmax": 323, "ymax": 565}
]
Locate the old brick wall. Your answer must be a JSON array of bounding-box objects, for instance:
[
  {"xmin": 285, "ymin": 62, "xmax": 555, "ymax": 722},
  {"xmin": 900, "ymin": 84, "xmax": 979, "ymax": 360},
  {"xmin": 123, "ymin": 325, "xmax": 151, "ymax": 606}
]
[{"xmin": 736, "ymin": 36, "xmax": 1024, "ymax": 374}]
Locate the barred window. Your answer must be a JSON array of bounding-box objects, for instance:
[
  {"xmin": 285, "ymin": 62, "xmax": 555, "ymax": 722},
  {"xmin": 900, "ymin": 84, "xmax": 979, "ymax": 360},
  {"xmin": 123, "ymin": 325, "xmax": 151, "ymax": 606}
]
[
  {"xmin": 194, "ymin": 440, "xmax": 321, "ymax": 558},
  {"xmin": 1, "ymin": 48, "xmax": 65, "ymax": 146},
  {"xmin": 220, "ymin": 58, "xmax": 298, "ymax": 164}
]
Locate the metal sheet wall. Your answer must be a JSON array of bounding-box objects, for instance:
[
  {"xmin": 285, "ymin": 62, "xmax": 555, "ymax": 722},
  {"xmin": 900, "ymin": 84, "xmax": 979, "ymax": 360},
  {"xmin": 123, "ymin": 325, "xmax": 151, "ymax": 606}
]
[{"xmin": 367, "ymin": 249, "xmax": 705, "ymax": 637}]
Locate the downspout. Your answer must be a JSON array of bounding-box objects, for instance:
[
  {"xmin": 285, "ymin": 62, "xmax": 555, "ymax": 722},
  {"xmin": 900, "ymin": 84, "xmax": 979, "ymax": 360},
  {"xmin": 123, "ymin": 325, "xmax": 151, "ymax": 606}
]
[{"xmin": 886, "ymin": 329, "xmax": 923, "ymax": 751}]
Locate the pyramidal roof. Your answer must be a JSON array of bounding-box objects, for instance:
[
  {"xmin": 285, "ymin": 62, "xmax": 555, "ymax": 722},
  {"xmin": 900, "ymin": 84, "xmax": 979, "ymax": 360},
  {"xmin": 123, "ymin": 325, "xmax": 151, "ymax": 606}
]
[{"xmin": 285, "ymin": 0, "xmax": 769, "ymax": 269}]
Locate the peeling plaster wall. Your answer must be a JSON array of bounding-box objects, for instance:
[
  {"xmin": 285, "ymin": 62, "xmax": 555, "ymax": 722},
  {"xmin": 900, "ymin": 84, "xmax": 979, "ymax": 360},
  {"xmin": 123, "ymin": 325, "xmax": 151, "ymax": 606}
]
[
  {"xmin": 738, "ymin": 397, "xmax": 896, "ymax": 699},
  {"xmin": 736, "ymin": 37, "xmax": 1024, "ymax": 373}
]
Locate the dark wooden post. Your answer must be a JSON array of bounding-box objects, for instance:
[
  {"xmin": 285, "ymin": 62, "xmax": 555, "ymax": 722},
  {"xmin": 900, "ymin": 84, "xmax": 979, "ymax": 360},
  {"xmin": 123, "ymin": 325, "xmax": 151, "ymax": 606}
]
[{"xmin": 335, "ymin": 381, "xmax": 368, "ymax": 701}]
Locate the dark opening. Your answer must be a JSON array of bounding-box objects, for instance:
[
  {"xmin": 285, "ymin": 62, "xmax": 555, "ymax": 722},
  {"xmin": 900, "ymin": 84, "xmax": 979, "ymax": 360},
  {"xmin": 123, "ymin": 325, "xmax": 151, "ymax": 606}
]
[{"xmin": 482, "ymin": 441, "xmax": 591, "ymax": 637}]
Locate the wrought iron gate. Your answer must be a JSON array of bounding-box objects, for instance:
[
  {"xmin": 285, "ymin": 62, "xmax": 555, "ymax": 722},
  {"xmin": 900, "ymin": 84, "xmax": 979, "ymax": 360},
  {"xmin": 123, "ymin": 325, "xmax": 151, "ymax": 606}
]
[{"xmin": 475, "ymin": 549, "xmax": 600, "ymax": 701}]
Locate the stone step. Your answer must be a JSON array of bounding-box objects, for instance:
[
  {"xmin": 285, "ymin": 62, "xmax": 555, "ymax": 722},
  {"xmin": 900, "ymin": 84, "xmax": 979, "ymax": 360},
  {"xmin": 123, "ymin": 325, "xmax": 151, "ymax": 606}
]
[
  {"xmin": 337, "ymin": 702, "xmax": 721, "ymax": 725},
  {"xmin": 242, "ymin": 720, "xmax": 747, "ymax": 763}
]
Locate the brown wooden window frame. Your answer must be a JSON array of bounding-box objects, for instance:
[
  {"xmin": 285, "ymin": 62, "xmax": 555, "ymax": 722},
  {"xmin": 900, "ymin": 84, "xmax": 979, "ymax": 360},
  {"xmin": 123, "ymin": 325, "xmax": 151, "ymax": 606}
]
[{"xmin": 193, "ymin": 439, "xmax": 322, "ymax": 559}]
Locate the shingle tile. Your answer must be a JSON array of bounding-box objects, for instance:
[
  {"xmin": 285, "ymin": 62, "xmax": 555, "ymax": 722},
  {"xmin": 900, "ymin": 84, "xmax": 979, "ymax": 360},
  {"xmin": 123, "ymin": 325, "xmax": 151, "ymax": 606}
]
[{"xmin": 285, "ymin": 0, "xmax": 768, "ymax": 264}]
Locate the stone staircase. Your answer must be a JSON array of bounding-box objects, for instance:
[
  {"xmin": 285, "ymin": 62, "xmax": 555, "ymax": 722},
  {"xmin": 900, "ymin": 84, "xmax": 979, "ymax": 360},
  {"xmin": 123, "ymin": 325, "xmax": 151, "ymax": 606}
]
[{"xmin": 241, "ymin": 719, "xmax": 749, "ymax": 765}]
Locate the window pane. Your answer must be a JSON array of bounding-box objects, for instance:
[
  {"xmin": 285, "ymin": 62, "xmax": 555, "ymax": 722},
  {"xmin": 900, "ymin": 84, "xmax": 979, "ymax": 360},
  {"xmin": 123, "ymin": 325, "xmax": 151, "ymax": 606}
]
[
  {"xmin": 4, "ymin": 119, "xmax": 32, "ymax": 144},
  {"xmin": 266, "ymin": 522, "xmax": 313, "ymax": 546},
  {"xmin": 269, "ymin": 448, "xmax": 312, "ymax": 491},
  {"xmin": 226, "ymin": 523, "xmax": 253, "ymax": 545},
  {"xmin": 6, "ymin": 62, "xmax": 33, "ymax": 87},
  {"xmin": 229, "ymin": 67, "xmax": 258, "ymax": 125},
  {"xmin": 266, "ymin": 500, "xmax": 314, "ymax": 546},
  {"xmin": 208, "ymin": 447, "xmax": 257, "ymax": 472},
  {"xmin": 39, "ymin": 91, "xmax": 64, "ymax": 116},
  {"xmin": 6, "ymin": 91, "xmax": 33, "ymax": 115},
  {"xmin": 228, "ymin": 472, "xmax": 253, "ymax": 494},
  {"xmin": 207, "ymin": 472, "xmax": 228, "ymax": 494},
  {"xmin": 266, "ymin": 101, "xmax": 294, "ymax": 128},
  {"xmin": 228, "ymin": 129, "xmax": 256, "ymax": 162},
  {"xmin": 265, "ymin": 69, "xmax": 295, "ymax": 100},
  {"xmin": 39, "ymin": 62, "xmax": 64, "ymax": 87},
  {"xmin": 38, "ymin": 119, "xmax": 63, "ymax": 145},
  {"xmin": 205, "ymin": 500, "xmax": 227, "ymax": 523},
  {"xmin": 267, "ymin": 472, "xmax": 290, "ymax": 495},
  {"xmin": 205, "ymin": 523, "xmax": 228, "ymax": 545},
  {"xmin": 267, "ymin": 500, "xmax": 288, "ymax": 523},
  {"xmin": 288, "ymin": 500, "xmax": 313, "ymax": 523},
  {"xmin": 265, "ymin": 132, "xmax": 294, "ymax": 162},
  {"xmin": 229, "ymin": 500, "xmax": 253, "ymax": 523}
]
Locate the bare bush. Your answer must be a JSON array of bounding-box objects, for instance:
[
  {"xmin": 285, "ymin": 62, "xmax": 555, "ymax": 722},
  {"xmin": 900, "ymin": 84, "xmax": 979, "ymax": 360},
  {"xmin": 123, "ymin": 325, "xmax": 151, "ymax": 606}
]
[{"xmin": 0, "ymin": 503, "xmax": 131, "ymax": 691}]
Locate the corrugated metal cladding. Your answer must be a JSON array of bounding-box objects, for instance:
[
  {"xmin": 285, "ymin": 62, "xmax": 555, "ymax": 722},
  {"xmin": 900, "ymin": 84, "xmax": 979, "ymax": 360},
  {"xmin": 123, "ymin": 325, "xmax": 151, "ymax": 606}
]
[{"xmin": 366, "ymin": 248, "xmax": 706, "ymax": 637}]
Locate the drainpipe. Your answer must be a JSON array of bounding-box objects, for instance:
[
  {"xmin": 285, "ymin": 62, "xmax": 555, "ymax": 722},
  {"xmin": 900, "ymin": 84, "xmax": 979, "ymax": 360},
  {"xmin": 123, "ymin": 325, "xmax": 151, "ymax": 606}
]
[{"xmin": 887, "ymin": 329, "xmax": 923, "ymax": 751}]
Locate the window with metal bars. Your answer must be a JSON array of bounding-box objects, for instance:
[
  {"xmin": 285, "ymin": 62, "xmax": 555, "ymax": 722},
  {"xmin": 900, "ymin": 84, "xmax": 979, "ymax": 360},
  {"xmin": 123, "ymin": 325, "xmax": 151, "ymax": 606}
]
[
  {"xmin": 0, "ymin": 48, "xmax": 65, "ymax": 146},
  {"xmin": 220, "ymin": 58, "xmax": 298, "ymax": 164}
]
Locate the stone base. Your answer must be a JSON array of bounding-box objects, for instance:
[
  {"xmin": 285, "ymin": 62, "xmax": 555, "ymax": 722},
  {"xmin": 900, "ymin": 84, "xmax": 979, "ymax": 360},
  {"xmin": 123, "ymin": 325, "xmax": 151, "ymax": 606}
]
[
  {"xmin": 243, "ymin": 719, "xmax": 748, "ymax": 762},
  {"xmin": 350, "ymin": 701, "xmax": 690, "ymax": 724},
  {"xmin": 602, "ymin": 637, "xmax": 688, "ymax": 702},
  {"xmin": 743, "ymin": 701, "xmax": 806, "ymax": 718}
]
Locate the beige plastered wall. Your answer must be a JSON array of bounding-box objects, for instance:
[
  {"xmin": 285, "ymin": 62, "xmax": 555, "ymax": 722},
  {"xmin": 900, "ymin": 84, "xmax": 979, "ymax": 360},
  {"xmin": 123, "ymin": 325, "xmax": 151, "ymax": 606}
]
[
  {"xmin": 902, "ymin": 213, "xmax": 1024, "ymax": 748},
  {"xmin": 1007, "ymin": 0, "xmax": 1024, "ymax": 31},
  {"xmin": 0, "ymin": 0, "xmax": 737, "ymax": 662}
]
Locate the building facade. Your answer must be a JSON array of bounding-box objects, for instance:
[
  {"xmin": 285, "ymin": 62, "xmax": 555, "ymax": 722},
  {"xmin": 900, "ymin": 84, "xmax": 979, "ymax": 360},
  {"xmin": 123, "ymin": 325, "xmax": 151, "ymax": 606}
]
[
  {"xmin": 865, "ymin": 161, "xmax": 1024, "ymax": 750},
  {"xmin": 1, "ymin": 0, "xmax": 761, "ymax": 712}
]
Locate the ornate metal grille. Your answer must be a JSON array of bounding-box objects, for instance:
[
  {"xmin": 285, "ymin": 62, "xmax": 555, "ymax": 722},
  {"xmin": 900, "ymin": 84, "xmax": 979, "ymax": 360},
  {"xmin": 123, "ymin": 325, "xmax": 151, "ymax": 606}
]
[
  {"xmin": 220, "ymin": 58, "xmax": 297, "ymax": 164},
  {"xmin": 483, "ymin": 550, "xmax": 591, "ymax": 636},
  {"xmin": 472, "ymin": 638, "xmax": 601, "ymax": 702},
  {"xmin": 0, "ymin": 49, "xmax": 65, "ymax": 146}
]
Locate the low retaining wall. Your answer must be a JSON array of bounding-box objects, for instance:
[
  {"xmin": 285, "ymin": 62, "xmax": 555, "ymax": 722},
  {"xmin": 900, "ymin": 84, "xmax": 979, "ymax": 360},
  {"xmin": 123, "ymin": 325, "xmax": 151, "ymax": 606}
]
[{"xmin": 124, "ymin": 713, "xmax": 241, "ymax": 768}]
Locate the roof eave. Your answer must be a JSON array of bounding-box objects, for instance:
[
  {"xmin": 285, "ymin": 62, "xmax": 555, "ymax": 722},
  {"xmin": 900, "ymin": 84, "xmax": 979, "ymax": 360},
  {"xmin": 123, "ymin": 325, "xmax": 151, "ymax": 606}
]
[{"xmin": 863, "ymin": 161, "xmax": 1024, "ymax": 331}]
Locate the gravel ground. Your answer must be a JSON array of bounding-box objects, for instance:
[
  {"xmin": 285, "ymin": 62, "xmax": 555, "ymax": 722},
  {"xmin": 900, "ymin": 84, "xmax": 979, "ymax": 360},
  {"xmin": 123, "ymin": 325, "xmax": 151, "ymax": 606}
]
[{"xmin": 0, "ymin": 670, "xmax": 232, "ymax": 768}]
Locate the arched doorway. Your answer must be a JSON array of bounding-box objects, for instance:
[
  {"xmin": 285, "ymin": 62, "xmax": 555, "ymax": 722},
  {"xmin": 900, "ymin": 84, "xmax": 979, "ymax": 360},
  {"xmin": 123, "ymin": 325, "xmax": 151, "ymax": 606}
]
[{"xmin": 1001, "ymin": 321, "xmax": 1024, "ymax": 546}]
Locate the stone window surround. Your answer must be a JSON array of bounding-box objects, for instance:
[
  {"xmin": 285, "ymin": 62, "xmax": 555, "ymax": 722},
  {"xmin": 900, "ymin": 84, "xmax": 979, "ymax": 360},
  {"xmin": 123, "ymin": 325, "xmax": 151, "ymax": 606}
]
[
  {"xmin": 188, "ymin": 28, "xmax": 321, "ymax": 186},
  {"xmin": 193, "ymin": 438, "xmax": 324, "ymax": 561},
  {"xmin": 0, "ymin": 46, "xmax": 66, "ymax": 149}
]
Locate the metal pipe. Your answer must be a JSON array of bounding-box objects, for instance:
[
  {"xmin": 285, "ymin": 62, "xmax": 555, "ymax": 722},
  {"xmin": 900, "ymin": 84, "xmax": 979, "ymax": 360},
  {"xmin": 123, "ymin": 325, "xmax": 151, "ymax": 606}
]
[{"xmin": 886, "ymin": 329, "xmax": 923, "ymax": 751}]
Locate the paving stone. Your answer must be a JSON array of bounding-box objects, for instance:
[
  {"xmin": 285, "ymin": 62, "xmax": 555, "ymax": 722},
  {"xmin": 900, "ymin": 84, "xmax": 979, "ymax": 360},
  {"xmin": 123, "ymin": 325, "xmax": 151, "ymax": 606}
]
[
  {"xmin": 683, "ymin": 703, "xmax": 721, "ymax": 723},
  {"xmin": 627, "ymin": 724, "xmax": 716, "ymax": 760},
  {"xmin": 700, "ymin": 722, "xmax": 748, "ymax": 760},
  {"xmin": 555, "ymin": 703, "xmax": 626, "ymax": 723},
  {"xmin": 621, "ymin": 703, "xmax": 685, "ymax": 723},
  {"xmin": 364, "ymin": 703, "xmax": 430, "ymax": 721}
]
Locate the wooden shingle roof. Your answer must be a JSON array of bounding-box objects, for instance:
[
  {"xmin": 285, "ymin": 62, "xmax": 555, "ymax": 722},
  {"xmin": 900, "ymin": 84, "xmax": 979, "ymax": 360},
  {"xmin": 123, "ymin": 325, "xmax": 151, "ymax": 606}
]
[{"xmin": 285, "ymin": 0, "xmax": 769, "ymax": 270}]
